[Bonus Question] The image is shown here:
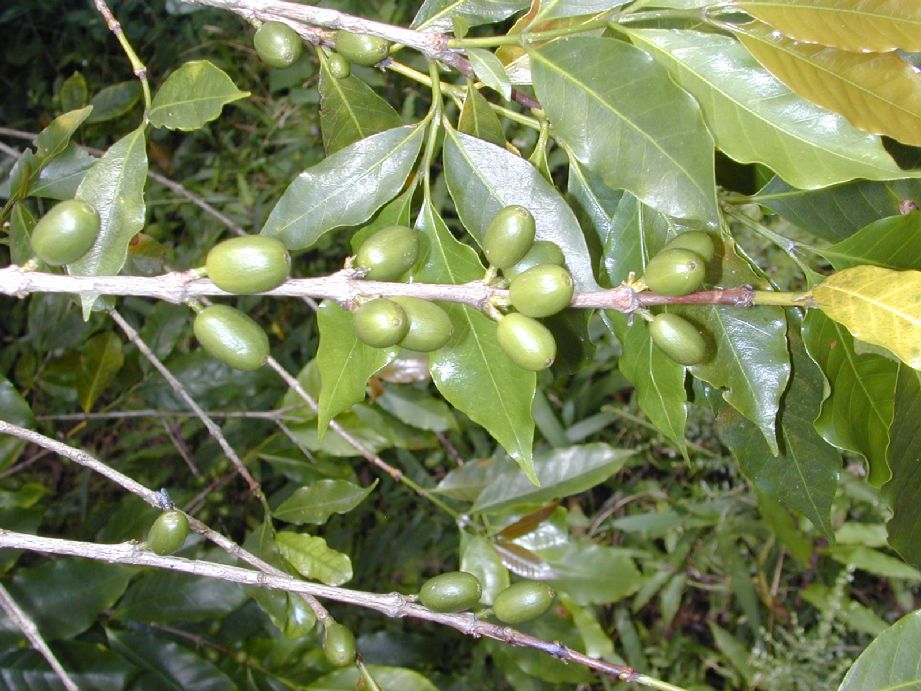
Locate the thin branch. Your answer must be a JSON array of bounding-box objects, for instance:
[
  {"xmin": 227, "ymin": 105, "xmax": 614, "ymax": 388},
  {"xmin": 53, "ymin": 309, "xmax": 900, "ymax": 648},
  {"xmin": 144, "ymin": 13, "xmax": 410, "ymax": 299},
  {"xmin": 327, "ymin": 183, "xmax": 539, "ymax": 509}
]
[{"xmin": 0, "ymin": 584, "xmax": 79, "ymax": 691}]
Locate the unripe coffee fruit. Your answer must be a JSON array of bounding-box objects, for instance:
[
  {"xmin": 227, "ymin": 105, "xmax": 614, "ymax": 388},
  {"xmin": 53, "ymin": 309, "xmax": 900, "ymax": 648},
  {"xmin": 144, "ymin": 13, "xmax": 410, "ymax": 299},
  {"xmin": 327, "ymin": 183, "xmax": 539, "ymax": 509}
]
[
  {"xmin": 353, "ymin": 298, "xmax": 409, "ymax": 348},
  {"xmin": 418, "ymin": 571, "xmax": 482, "ymax": 612},
  {"xmin": 483, "ymin": 205, "xmax": 536, "ymax": 269},
  {"xmin": 496, "ymin": 313, "xmax": 556, "ymax": 371},
  {"xmin": 193, "ymin": 305, "xmax": 269, "ymax": 371},
  {"xmin": 147, "ymin": 510, "xmax": 190, "ymax": 556},
  {"xmin": 323, "ymin": 623, "xmax": 357, "ymax": 667},
  {"xmin": 662, "ymin": 231, "xmax": 715, "ymax": 262},
  {"xmin": 649, "ymin": 313, "xmax": 707, "ymax": 365},
  {"xmin": 643, "ymin": 248, "xmax": 706, "ymax": 296},
  {"xmin": 205, "ymin": 236, "xmax": 291, "ymax": 294},
  {"xmin": 355, "ymin": 225, "xmax": 419, "ymax": 281},
  {"xmin": 391, "ymin": 297, "xmax": 453, "ymax": 352},
  {"xmin": 509, "ymin": 264, "xmax": 574, "ymax": 318},
  {"xmin": 327, "ymin": 52, "xmax": 350, "ymax": 79},
  {"xmin": 334, "ymin": 30, "xmax": 390, "ymax": 66},
  {"xmin": 30, "ymin": 200, "xmax": 100, "ymax": 266},
  {"xmin": 503, "ymin": 240, "xmax": 566, "ymax": 280},
  {"xmin": 493, "ymin": 581, "xmax": 554, "ymax": 625},
  {"xmin": 253, "ymin": 21, "xmax": 303, "ymax": 68}
]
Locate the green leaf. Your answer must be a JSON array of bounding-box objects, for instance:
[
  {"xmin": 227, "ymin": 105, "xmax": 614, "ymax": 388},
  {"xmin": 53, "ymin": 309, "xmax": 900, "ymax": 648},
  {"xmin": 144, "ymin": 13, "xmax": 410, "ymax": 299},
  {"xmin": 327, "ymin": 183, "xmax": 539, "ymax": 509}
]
[
  {"xmin": 443, "ymin": 127, "xmax": 599, "ymax": 291},
  {"xmin": 814, "ymin": 266, "xmax": 921, "ymax": 371},
  {"xmin": 275, "ymin": 531, "xmax": 353, "ymax": 585},
  {"xmin": 77, "ymin": 332, "xmax": 124, "ymax": 412},
  {"xmin": 0, "ymin": 376, "xmax": 35, "ymax": 471},
  {"xmin": 316, "ymin": 300, "xmax": 398, "ymax": 438},
  {"xmin": 630, "ymin": 29, "xmax": 913, "ymax": 189},
  {"xmin": 737, "ymin": 0, "xmax": 921, "ymax": 52},
  {"xmin": 273, "ymin": 479, "xmax": 377, "ymax": 525},
  {"xmin": 86, "ymin": 81, "xmax": 142, "ymax": 124},
  {"xmin": 458, "ymin": 82, "xmax": 506, "ymax": 147},
  {"xmin": 532, "ymin": 0, "xmax": 631, "ymax": 22},
  {"xmin": 435, "ymin": 456, "xmax": 513, "ymax": 502},
  {"xmin": 840, "ymin": 610, "xmax": 921, "ymax": 690},
  {"xmin": 817, "ymin": 213, "xmax": 921, "ymax": 270},
  {"xmin": 414, "ymin": 202, "xmax": 537, "ymax": 480},
  {"xmin": 467, "ymin": 48, "xmax": 512, "ymax": 100},
  {"xmin": 261, "ymin": 125, "xmax": 424, "ymax": 250},
  {"xmin": 376, "ymin": 386, "xmax": 458, "ymax": 432},
  {"xmin": 803, "ymin": 310, "xmax": 896, "ymax": 486},
  {"xmin": 8, "ymin": 203, "xmax": 34, "ymax": 266},
  {"xmin": 736, "ymin": 20, "xmax": 921, "ymax": 147},
  {"xmin": 473, "ymin": 443, "xmax": 634, "ymax": 512},
  {"xmin": 30, "ymin": 143, "xmax": 96, "ymax": 200},
  {"xmin": 801, "ymin": 583, "xmax": 887, "ymax": 636},
  {"xmin": 33, "ymin": 106, "xmax": 93, "ymax": 165},
  {"xmin": 309, "ymin": 665, "xmax": 439, "ymax": 691},
  {"xmin": 59, "ymin": 71, "xmax": 88, "ymax": 111},
  {"xmin": 149, "ymin": 60, "xmax": 249, "ymax": 131},
  {"xmin": 541, "ymin": 543, "xmax": 643, "ymax": 606},
  {"xmin": 412, "ymin": 0, "xmax": 529, "ymax": 32},
  {"xmin": 0, "ymin": 641, "xmax": 137, "ymax": 691},
  {"xmin": 70, "ymin": 125, "xmax": 148, "ymax": 318},
  {"xmin": 460, "ymin": 534, "xmax": 509, "ymax": 605},
  {"xmin": 530, "ymin": 36, "xmax": 717, "ymax": 222},
  {"xmin": 318, "ymin": 56, "xmax": 402, "ymax": 155},
  {"xmin": 885, "ymin": 367, "xmax": 921, "ymax": 569},
  {"xmin": 828, "ymin": 544, "xmax": 921, "ymax": 580}
]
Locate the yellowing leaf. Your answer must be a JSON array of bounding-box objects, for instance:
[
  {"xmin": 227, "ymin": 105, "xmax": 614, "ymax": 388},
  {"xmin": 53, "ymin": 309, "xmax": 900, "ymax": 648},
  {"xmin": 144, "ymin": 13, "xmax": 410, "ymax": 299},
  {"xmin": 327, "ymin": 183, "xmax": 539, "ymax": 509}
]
[
  {"xmin": 736, "ymin": 21, "xmax": 921, "ymax": 147},
  {"xmin": 813, "ymin": 266, "xmax": 921, "ymax": 370},
  {"xmin": 736, "ymin": 0, "xmax": 921, "ymax": 52}
]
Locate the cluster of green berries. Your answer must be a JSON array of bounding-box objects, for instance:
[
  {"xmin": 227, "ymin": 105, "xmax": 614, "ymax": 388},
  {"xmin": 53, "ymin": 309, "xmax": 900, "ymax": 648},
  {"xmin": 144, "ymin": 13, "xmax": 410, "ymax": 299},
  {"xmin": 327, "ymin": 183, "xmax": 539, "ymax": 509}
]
[
  {"xmin": 639, "ymin": 231, "xmax": 714, "ymax": 366},
  {"xmin": 418, "ymin": 570, "xmax": 555, "ymax": 624},
  {"xmin": 253, "ymin": 21, "xmax": 390, "ymax": 77}
]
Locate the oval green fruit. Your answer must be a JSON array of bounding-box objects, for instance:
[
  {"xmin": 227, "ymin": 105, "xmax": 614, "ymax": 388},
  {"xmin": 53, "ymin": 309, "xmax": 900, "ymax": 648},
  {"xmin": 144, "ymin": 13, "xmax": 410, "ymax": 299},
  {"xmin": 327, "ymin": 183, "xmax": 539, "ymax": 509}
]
[
  {"xmin": 649, "ymin": 313, "xmax": 708, "ymax": 366},
  {"xmin": 493, "ymin": 581, "xmax": 554, "ymax": 625},
  {"xmin": 353, "ymin": 298, "xmax": 408, "ymax": 348},
  {"xmin": 509, "ymin": 264, "xmax": 574, "ymax": 318},
  {"xmin": 355, "ymin": 225, "xmax": 419, "ymax": 281},
  {"xmin": 147, "ymin": 510, "xmax": 190, "ymax": 556},
  {"xmin": 662, "ymin": 231, "xmax": 715, "ymax": 262},
  {"xmin": 334, "ymin": 30, "xmax": 390, "ymax": 66},
  {"xmin": 327, "ymin": 51, "xmax": 350, "ymax": 79},
  {"xmin": 391, "ymin": 297, "xmax": 453, "ymax": 352},
  {"xmin": 483, "ymin": 205, "xmax": 536, "ymax": 269},
  {"xmin": 643, "ymin": 248, "xmax": 706, "ymax": 296},
  {"xmin": 30, "ymin": 199, "xmax": 100, "ymax": 266},
  {"xmin": 193, "ymin": 305, "xmax": 269, "ymax": 371},
  {"xmin": 254, "ymin": 21, "xmax": 303, "ymax": 68},
  {"xmin": 323, "ymin": 623, "xmax": 357, "ymax": 667},
  {"xmin": 503, "ymin": 241, "xmax": 566, "ymax": 280},
  {"xmin": 205, "ymin": 235, "xmax": 291, "ymax": 294},
  {"xmin": 496, "ymin": 313, "xmax": 556, "ymax": 371},
  {"xmin": 418, "ymin": 571, "xmax": 482, "ymax": 613}
]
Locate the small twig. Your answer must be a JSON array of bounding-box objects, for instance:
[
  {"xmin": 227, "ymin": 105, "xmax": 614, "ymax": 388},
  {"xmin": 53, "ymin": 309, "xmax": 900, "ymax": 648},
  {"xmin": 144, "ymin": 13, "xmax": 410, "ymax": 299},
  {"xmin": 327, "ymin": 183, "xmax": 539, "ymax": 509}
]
[{"xmin": 92, "ymin": 0, "xmax": 152, "ymax": 117}]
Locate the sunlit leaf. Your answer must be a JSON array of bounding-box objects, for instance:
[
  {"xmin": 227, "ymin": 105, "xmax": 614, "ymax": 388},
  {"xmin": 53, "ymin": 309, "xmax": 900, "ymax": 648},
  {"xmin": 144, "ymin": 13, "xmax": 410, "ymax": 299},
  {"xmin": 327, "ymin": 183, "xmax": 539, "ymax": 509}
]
[
  {"xmin": 532, "ymin": 0, "xmax": 630, "ymax": 22},
  {"xmin": 273, "ymin": 479, "xmax": 377, "ymax": 525},
  {"xmin": 275, "ymin": 531, "xmax": 353, "ymax": 585},
  {"xmin": 149, "ymin": 60, "xmax": 249, "ymax": 131},
  {"xmin": 77, "ymin": 332, "xmax": 124, "ymax": 413},
  {"xmin": 309, "ymin": 665, "xmax": 439, "ymax": 691},
  {"xmin": 467, "ymin": 47, "xmax": 512, "ymax": 100}
]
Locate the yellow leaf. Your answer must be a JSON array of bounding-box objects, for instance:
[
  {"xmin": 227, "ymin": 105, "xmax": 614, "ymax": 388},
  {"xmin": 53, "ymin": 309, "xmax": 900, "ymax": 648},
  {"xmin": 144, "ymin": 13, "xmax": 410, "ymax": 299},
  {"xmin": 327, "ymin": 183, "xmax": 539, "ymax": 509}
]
[
  {"xmin": 736, "ymin": 20, "xmax": 921, "ymax": 147},
  {"xmin": 736, "ymin": 0, "xmax": 921, "ymax": 52},
  {"xmin": 813, "ymin": 266, "xmax": 921, "ymax": 370}
]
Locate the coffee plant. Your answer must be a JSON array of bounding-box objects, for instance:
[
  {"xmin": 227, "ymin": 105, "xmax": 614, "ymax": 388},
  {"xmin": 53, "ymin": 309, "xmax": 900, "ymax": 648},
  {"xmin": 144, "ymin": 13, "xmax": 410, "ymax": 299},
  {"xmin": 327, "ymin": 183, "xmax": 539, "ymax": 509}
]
[{"xmin": 1, "ymin": 0, "xmax": 920, "ymax": 688}]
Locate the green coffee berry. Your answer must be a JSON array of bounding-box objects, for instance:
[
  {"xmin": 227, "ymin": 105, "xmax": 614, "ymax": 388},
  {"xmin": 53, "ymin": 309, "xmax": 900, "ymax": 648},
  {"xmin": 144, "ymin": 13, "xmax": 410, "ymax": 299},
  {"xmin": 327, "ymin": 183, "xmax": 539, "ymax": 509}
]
[
  {"xmin": 662, "ymin": 231, "xmax": 715, "ymax": 262},
  {"xmin": 147, "ymin": 510, "xmax": 190, "ymax": 556},
  {"xmin": 253, "ymin": 21, "xmax": 303, "ymax": 68},
  {"xmin": 327, "ymin": 52, "xmax": 350, "ymax": 79},
  {"xmin": 355, "ymin": 225, "xmax": 419, "ymax": 281},
  {"xmin": 503, "ymin": 240, "xmax": 566, "ymax": 280},
  {"xmin": 496, "ymin": 313, "xmax": 556, "ymax": 371},
  {"xmin": 334, "ymin": 30, "xmax": 390, "ymax": 66},
  {"xmin": 418, "ymin": 571, "xmax": 482, "ymax": 613},
  {"xmin": 323, "ymin": 623, "xmax": 357, "ymax": 667},
  {"xmin": 353, "ymin": 298, "xmax": 409, "ymax": 348},
  {"xmin": 483, "ymin": 205, "xmax": 536, "ymax": 269},
  {"xmin": 493, "ymin": 581, "xmax": 554, "ymax": 625},
  {"xmin": 193, "ymin": 305, "xmax": 269, "ymax": 371},
  {"xmin": 391, "ymin": 297, "xmax": 453, "ymax": 352},
  {"xmin": 205, "ymin": 235, "xmax": 291, "ymax": 294},
  {"xmin": 30, "ymin": 199, "xmax": 100, "ymax": 266},
  {"xmin": 649, "ymin": 313, "xmax": 708, "ymax": 366},
  {"xmin": 643, "ymin": 248, "xmax": 706, "ymax": 296},
  {"xmin": 509, "ymin": 264, "xmax": 574, "ymax": 318}
]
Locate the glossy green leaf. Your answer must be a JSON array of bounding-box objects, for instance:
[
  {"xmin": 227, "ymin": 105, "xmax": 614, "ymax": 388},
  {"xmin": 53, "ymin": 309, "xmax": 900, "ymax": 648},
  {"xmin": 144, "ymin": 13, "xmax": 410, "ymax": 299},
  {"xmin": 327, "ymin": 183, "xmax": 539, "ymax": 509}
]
[
  {"xmin": 532, "ymin": 0, "xmax": 630, "ymax": 22},
  {"xmin": 803, "ymin": 310, "xmax": 896, "ymax": 486},
  {"xmin": 840, "ymin": 609, "xmax": 921, "ymax": 690},
  {"xmin": 316, "ymin": 300, "xmax": 398, "ymax": 438},
  {"xmin": 275, "ymin": 531, "xmax": 353, "ymax": 585},
  {"xmin": 814, "ymin": 266, "xmax": 921, "ymax": 371},
  {"xmin": 473, "ymin": 443, "xmax": 633, "ymax": 512},
  {"xmin": 59, "ymin": 71, "xmax": 88, "ymax": 111},
  {"xmin": 530, "ymin": 36, "xmax": 717, "ymax": 222},
  {"xmin": 0, "ymin": 642, "xmax": 136, "ymax": 691},
  {"xmin": 309, "ymin": 665, "xmax": 439, "ymax": 691},
  {"xmin": 86, "ymin": 81, "xmax": 141, "ymax": 124},
  {"xmin": 8, "ymin": 203, "xmax": 34, "ymax": 266},
  {"xmin": 33, "ymin": 106, "xmax": 93, "ymax": 165},
  {"xmin": 443, "ymin": 127, "xmax": 599, "ymax": 291},
  {"xmin": 318, "ymin": 55, "xmax": 402, "ymax": 155},
  {"xmin": 468, "ymin": 47, "xmax": 512, "ymax": 100},
  {"xmin": 460, "ymin": 534, "xmax": 509, "ymax": 604},
  {"xmin": 30, "ymin": 143, "xmax": 95, "ymax": 200},
  {"xmin": 273, "ymin": 479, "xmax": 377, "ymax": 525},
  {"xmin": 0, "ymin": 376, "xmax": 35, "ymax": 472},
  {"xmin": 541, "ymin": 543, "xmax": 643, "ymax": 606},
  {"xmin": 77, "ymin": 332, "xmax": 124, "ymax": 412},
  {"xmin": 737, "ymin": 0, "xmax": 921, "ymax": 52},
  {"xmin": 817, "ymin": 213, "xmax": 921, "ymax": 270},
  {"xmin": 458, "ymin": 82, "xmax": 506, "ymax": 147},
  {"xmin": 631, "ymin": 29, "xmax": 912, "ymax": 189},
  {"xmin": 828, "ymin": 544, "xmax": 921, "ymax": 580},
  {"xmin": 884, "ymin": 366, "xmax": 921, "ymax": 569},
  {"xmin": 149, "ymin": 60, "xmax": 249, "ymax": 131},
  {"xmin": 737, "ymin": 21, "xmax": 921, "ymax": 147},
  {"xmin": 414, "ymin": 202, "xmax": 536, "ymax": 479},
  {"xmin": 261, "ymin": 125, "xmax": 424, "ymax": 250},
  {"xmin": 412, "ymin": 0, "xmax": 529, "ymax": 31},
  {"xmin": 70, "ymin": 125, "xmax": 148, "ymax": 318},
  {"xmin": 435, "ymin": 456, "xmax": 514, "ymax": 502},
  {"xmin": 376, "ymin": 386, "xmax": 458, "ymax": 432}
]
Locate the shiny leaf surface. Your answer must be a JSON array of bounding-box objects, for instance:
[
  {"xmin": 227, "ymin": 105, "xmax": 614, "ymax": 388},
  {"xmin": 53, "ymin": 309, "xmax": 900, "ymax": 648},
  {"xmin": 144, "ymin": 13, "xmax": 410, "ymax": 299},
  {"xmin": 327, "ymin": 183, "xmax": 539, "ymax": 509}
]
[
  {"xmin": 542, "ymin": 543, "xmax": 643, "ymax": 605},
  {"xmin": 840, "ymin": 609, "xmax": 921, "ymax": 690},
  {"xmin": 467, "ymin": 47, "xmax": 512, "ymax": 100},
  {"xmin": 460, "ymin": 533, "xmax": 509, "ymax": 604},
  {"xmin": 86, "ymin": 81, "xmax": 141, "ymax": 124},
  {"xmin": 817, "ymin": 213, "xmax": 921, "ymax": 270},
  {"xmin": 149, "ymin": 60, "xmax": 249, "ymax": 130},
  {"xmin": 273, "ymin": 479, "xmax": 377, "ymax": 525},
  {"xmin": 412, "ymin": 0, "xmax": 529, "ymax": 31},
  {"xmin": 276, "ymin": 531, "xmax": 353, "ymax": 585},
  {"xmin": 458, "ymin": 81, "xmax": 506, "ymax": 147},
  {"xmin": 884, "ymin": 366, "xmax": 921, "ymax": 569}
]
